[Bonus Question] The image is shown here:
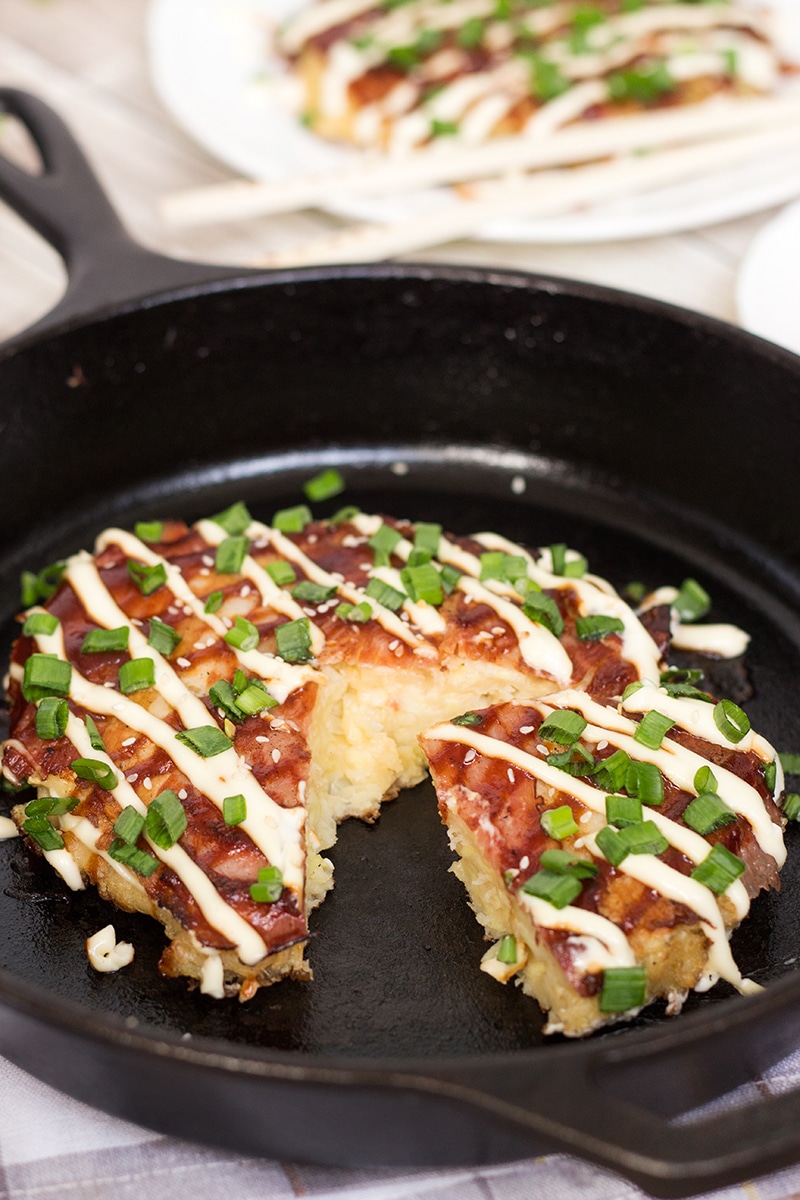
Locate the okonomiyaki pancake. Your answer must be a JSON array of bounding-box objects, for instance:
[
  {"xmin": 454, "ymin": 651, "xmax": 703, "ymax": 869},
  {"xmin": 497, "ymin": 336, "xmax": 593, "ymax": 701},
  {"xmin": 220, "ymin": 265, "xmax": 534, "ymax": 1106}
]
[
  {"xmin": 276, "ymin": 0, "xmax": 786, "ymax": 152},
  {"xmin": 1, "ymin": 501, "xmax": 664, "ymax": 1000},
  {"xmin": 421, "ymin": 683, "xmax": 787, "ymax": 1036}
]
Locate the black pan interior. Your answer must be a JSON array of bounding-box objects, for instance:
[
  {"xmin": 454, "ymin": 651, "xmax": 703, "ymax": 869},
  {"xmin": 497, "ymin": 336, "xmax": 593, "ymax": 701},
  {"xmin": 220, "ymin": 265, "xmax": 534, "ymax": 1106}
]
[{"xmin": 1, "ymin": 269, "xmax": 800, "ymax": 1118}]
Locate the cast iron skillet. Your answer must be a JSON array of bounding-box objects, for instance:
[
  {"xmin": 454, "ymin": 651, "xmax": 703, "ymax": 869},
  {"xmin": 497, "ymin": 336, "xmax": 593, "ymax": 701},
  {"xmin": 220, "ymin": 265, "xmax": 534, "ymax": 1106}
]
[{"xmin": 2, "ymin": 87, "xmax": 800, "ymax": 1197}]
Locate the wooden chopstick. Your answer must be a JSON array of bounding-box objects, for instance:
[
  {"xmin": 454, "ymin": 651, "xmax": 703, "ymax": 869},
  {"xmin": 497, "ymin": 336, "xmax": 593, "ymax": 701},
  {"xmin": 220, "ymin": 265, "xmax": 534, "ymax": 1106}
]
[
  {"xmin": 160, "ymin": 93, "xmax": 800, "ymax": 228},
  {"xmin": 253, "ymin": 124, "xmax": 800, "ymax": 267}
]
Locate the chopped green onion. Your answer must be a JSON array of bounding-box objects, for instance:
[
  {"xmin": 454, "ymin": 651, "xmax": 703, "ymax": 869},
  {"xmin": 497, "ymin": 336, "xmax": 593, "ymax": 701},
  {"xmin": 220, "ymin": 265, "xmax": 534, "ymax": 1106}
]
[
  {"xmin": 541, "ymin": 804, "xmax": 579, "ymax": 840},
  {"xmin": 22, "ymin": 612, "xmax": 59, "ymax": 638},
  {"xmin": 521, "ymin": 869, "xmax": 582, "ymax": 909},
  {"xmin": 440, "ymin": 564, "xmax": 462, "ymax": 594},
  {"xmin": 368, "ymin": 523, "xmax": 402, "ymax": 567},
  {"xmin": 673, "ymin": 578, "xmax": 711, "ymax": 623},
  {"xmin": 204, "ymin": 590, "xmax": 223, "ymax": 614},
  {"xmin": 224, "ymin": 615, "xmax": 260, "ymax": 653},
  {"xmin": 71, "ymin": 757, "xmax": 118, "ymax": 790},
  {"xmin": 546, "ymin": 743, "xmax": 595, "ymax": 777},
  {"xmin": 413, "ymin": 523, "xmax": 442, "ymax": 560},
  {"xmin": 128, "ymin": 560, "xmax": 167, "ymax": 596},
  {"xmin": 452, "ymin": 711, "xmax": 482, "ymax": 727},
  {"xmin": 599, "ymin": 966, "xmax": 647, "ymax": 1013},
  {"xmin": 539, "ymin": 848, "xmax": 599, "ymax": 879},
  {"xmin": 81, "ymin": 626, "xmax": 130, "ymax": 654},
  {"xmin": 780, "ymin": 752, "xmax": 800, "ymax": 775},
  {"xmin": 522, "ymin": 592, "xmax": 564, "ymax": 638},
  {"xmin": 329, "ymin": 505, "xmax": 360, "ymax": 526},
  {"xmin": 606, "ymin": 794, "xmax": 643, "ymax": 829},
  {"xmin": 525, "ymin": 53, "xmax": 570, "ymax": 101},
  {"xmin": 272, "ymin": 504, "xmax": 312, "ymax": 533},
  {"xmin": 764, "ymin": 760, "xmax": 777, "ymax": 792},
  {"xmin": 215, "ymin": 535, "xmax": 249, "ymax": 576},
  {"xmin": 496, "ymin": 934, "xmax": 517, "ymax": 964},
  {"xmin": 625, "ymin": 760, "xmax": 663, "ymax": 806},
  {"xmin": 146, "ymin": 789, "xmax": 187, "ymax": 850},
  {"xmin": 683, "ymin": 792, "xmax": 736, "ymax": 836},
  {"xmin": 113, "ymin": 805, "xmax": 145, "ymax": 845},
  {"xmin": 223, "ymin": 794, "xmax": 247, "ymax": 826},
  {"xmin": 275, "ymin": 617, "xmax": 313, "ymax": 663},
  {"xmin": 691, "ymin": 843, "xmax": 745, "ymax": 894},
  {"xmin": 108, "ymin": 838, "xmax": 159, "ymax": 877},
  {"xmin": 304, "ymin": 468, "xmax": 345, "ymax": 502},
  {"xmin": 135, "ymin": 520, "xmax": 164, "ymax": 543},
  {"xmin": 250, "ymin": 864, "xmax": 284, "ymax": 903},
  {"xmin": 20, "ymin": 561, "xmax": 66, "ymax": 607},
  {"xmin": 119, "ymin": 658, "xmax": 155, "ymax": 695},
  {"xmin": 595, "ymin": 824, "xmax": 628, "ymax": 867},
  {"xmin": 549, "ymin": 543, "xmax": 567, "ymax": 575},
  {"xmin": 175, "ymin": 726, "xmax": 233, "ymax": 758},
  {"xmin": 714, "ymin": 699, "xmax": 750, "ymax": 744},
  {"xmin": 622, "ymin": 681, "xmax": 643, "ymax": 701},
  {"xmin": 575, "ymin": 615, "xmax": 625, "ymax": 642},
  {"xmin": 266, "ymin": 560, "xmax": 297, "ymax": 587},
  {"xmin": 336, "ymin": 601, "xmax": 371, "ymax": 623},
  {"xmin": 400, "ymin": 563, "xmax": 443, "ymax": 606},
  {"xmin": 211, "ymin": 501, "xmax": 252, "ymax": 536},
  {"xmin": 232, "ymin": 669, "xmax": 248, "ymax": 693},
  {"xmin": 537, "ymin": 710, "xmax": 587, "ymax": 745},
  {"xmin": 364, "ymin": 577, "xmax": 406, "ymax": 612},
  {"xmin": 24, "ymin": 795, "xmax": 78, "ymax": 817},
  {"xmin": 608, "ymin": 59, "xmax": 674, "ymax": 104},
  {"xmin": 616, "ymin": 819, "xmax": 668, "ymax": 857},
  {"xmin": 35, "ymin": 697, "xmax": 68, "ymax": 740},
  {"xmin": 693, "ymin": 765, "xmax": 718, "ymax": 794},
  {"xmin": 291, "ymin": 580, "xmax": 337, "ymax": 604},
  {"xmin": 147, "ymin": 617, "xmax": 181, "ymax": 656},
  {"xmin": 22, "ymin": 816, "xmax": 64, "ymax": 852},
  {"xmin": 594, "ymin": 749, "xmax": 631, "ymax": 793},
  {"xmin": 783, "ymin": 793, "xmax": 800, "ymax": 821},
  {"xmin": 237, "ymin": 684, "xmax": 277, "ymax": 715},
  {"xmin": 662, "ymin": 680, "xmax": 713, "ymax": 702},
  {"xmin": 85, "ymin": 715, "xmax": 106, "ymax": 752},
  {"xmin": 480, "ymin": 551, "xmax": 525, "ymax": 584},
  {"xmin": 564, "ymin": 555, "xmax": 588, "ymax": 579},
  {"xmin": 210, "ymin": 680, "xmax": 245, "ymax": 723},
  {"xmin": 22, "ymin": 654, "xmax": 72, "ymax": 702},
  {"xmin": 634, "ymin": 710, "xmax": 675, "ymax": 751},
  {"xmin": 456, "ymin": 15, "xmax": 484, "ymax": 48}
]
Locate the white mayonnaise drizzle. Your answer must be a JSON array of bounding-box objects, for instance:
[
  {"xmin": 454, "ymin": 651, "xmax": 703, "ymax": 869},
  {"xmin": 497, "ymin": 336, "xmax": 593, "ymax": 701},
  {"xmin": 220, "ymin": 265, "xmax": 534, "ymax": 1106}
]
[
  {"xmin": 86, "ymin": 924, "xmax": 134, "ymax": 973},
  {"xmin": 517, "ymin": 893, "xmax": 635, "ymax": 970},
  {"xmin": 426, "ymin": 683, "xmax": 783, "ymax": 994}
]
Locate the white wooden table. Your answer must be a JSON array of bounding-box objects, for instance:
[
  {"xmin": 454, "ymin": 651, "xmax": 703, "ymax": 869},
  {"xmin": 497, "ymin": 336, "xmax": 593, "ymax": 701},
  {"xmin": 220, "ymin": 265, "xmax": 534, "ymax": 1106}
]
[{"xmin": 0, "ymin": 0, "xmax": 787, "ymax": 343}]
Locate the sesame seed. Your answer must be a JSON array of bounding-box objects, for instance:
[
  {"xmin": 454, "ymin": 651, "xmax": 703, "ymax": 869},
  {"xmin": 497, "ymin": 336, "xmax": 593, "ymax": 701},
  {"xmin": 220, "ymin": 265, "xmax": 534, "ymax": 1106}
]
[
  {"xmin": 507, "ymin": 768, "xmax": 515, "ymax": 783},
  {"xmin": 394, "ymin": 646, "xmax": 404, "ymax": 657},
  {"xmin": 143, "ymin": 777, "xmax": 152, "ymax": 789},
  {"xmin": 537, "ymin": 744, "xmax": 548, "ymax": 756},
  {"xmin": 464, "ymin": 748, "xmax": 477, "ymax": 765},
  {"xmin": 519, "ymin": 855, "xmax": 530, "ymax": 870},
  {"xmin": 307, "ymin": 534, "xmax": 318, "ymax": 544},
  {"xmin": 240, "ymin": 584, "xmax": 251, "ymax": 597},
  {"xmin": 202, "ymin": 555, "xmax": 214, "ymax": 567},
  {"xmin": 597, "ymin": 740, "xmax": 608, "ymax": 751},
  {"xmin": 272, "ymin": 749, "xmax": 281, "ymax": 763},
  {"xmin": 178, "ymin": 789, "xmax": 188, "ymax": 800},
  {"xmin": 177, "ymin": 657, "xmax": 191, "ymax": 668},
  {"xmin": 491, "ymin": 626, "xmax": 506, "ymax": 636},
  {"xmin": 388, "ymin": 639, "xmax": 399, "ymax": 651},
  {"xmin": 122, "ymin": 737, "xmax": 136, "ymax": 747},
  {"xmin": 126, "ymin": 773, "xmax": 138, "ymax": 784},
  {"xmin": 511, "ymin": 475, "xmax": 526, "ymax": 495},
  {"xmin": 391, "ymin": 461, "xmax": 409, "ymax": 476},
  {"xmin": 255, "ymin": 735, "xmax": 268, "ymax": 744},
  {"xmin": 199, "ymin": 568, "xmax": 210, "ymax": 577},
  {"xmin": 519, "ymin": 725, "xmax": 534, "ymax": 734}
]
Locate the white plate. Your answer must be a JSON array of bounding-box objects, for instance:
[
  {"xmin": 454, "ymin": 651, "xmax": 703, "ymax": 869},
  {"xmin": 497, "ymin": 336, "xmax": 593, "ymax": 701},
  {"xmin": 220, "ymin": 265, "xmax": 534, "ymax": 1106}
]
[
  {"xmin": 737, "ymin": 198, "xmax": 800, "ymax": 356},
  {"xmin": 147, "ymin": 0, "xmax": 800, "ymax": 244}
]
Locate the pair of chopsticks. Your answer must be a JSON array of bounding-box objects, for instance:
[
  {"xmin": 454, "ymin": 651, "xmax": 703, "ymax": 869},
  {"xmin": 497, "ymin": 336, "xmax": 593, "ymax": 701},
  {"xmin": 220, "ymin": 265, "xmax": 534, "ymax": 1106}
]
[{"xmin": 160, "ymin": 93, "xmax": 800, "ymax": 266}]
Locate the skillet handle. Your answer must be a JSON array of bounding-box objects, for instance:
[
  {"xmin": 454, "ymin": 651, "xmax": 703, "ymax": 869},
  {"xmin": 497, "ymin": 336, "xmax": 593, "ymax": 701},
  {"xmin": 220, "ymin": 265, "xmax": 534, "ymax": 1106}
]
[
  {"xmin": 440, "ymin": 987, "xmax": 800, "ymax": 1196},
  {"xmin": 0, "ymin": 88, "xmax": 245, "ymax": 340}
]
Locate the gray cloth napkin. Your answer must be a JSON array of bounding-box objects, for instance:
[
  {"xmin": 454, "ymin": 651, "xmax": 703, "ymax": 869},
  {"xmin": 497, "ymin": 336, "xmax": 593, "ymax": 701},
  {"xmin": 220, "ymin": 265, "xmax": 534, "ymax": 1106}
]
[{"xmin": 2, "ymin": 1047, "xmax": 800, "ymax": 1200}]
